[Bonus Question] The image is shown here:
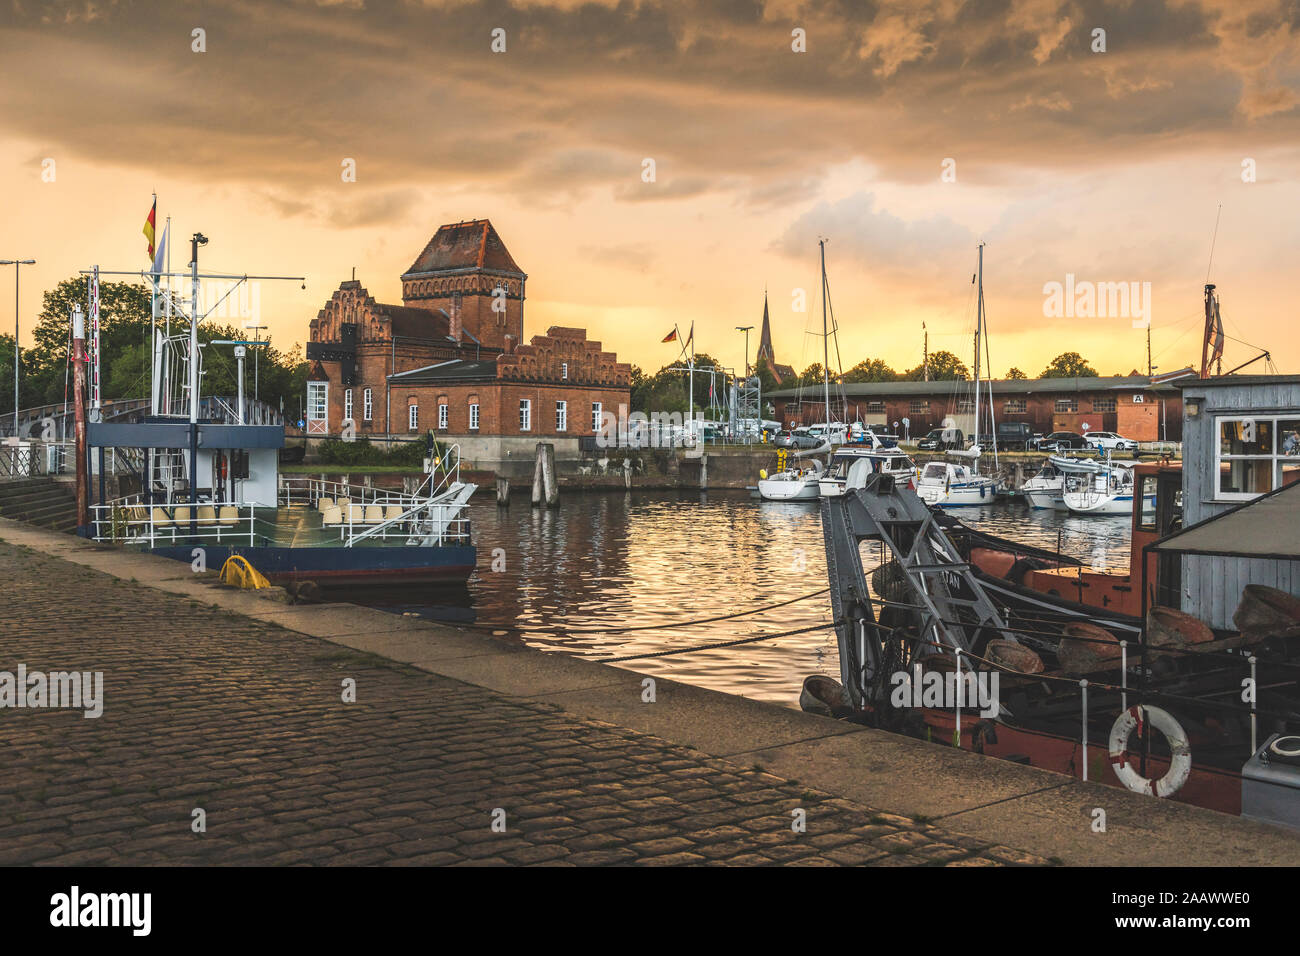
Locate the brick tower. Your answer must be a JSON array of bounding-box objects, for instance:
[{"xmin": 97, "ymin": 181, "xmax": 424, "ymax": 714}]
[{"xmin": 399, "ymin": 219, "xmax": 527, "ymax": 352}]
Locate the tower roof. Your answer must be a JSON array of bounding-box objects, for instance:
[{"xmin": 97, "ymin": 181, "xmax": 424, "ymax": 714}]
[
  {"xmin": 756, "ymin": 291, "xmax": 775, "ymax": 363},
  {"xmin": 402, "ymin": 219, "xmax": 525, "ymax": 278}
]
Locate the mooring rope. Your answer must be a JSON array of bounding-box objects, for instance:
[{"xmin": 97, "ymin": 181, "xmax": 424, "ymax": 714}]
[
  {"xmin": 595, "ymin": 620, "xmax": 839, "ymax": 663},
  {"xmin": 459, "ymin": 587, "xmax": 831, "ymax": 636}
]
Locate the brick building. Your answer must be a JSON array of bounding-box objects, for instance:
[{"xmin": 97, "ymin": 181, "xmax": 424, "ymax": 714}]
[
  {"xmin": 769, "ymin": 373, "xmax": 1189, "ymax": 442},
  {"xmin": 305, "ymin": 219, "xmax": 631, "ymax": 469}
]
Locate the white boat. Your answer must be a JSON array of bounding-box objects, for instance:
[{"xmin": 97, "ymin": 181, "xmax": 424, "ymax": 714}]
[
  {"xmin": 819, "ymin": 444, "xmax": 917, "ymax": 498},
  {"xmin": 1022, "ymin": 455, "xmax": 1099, "ymax": 510},
  {"xmin": 916, "ymin": 454, "xmax": 999, "ymax": 507},
  {"xmin": 915, "ymin": 243, "xmax": 1002, "ymax": 509},
  {"xmin": 1063, "ymin": 460, "xmax": 1155, "ymax": 516},
  {"xmin": 758, "ymin": 458, "xmax": 823, "ymax": 501}
]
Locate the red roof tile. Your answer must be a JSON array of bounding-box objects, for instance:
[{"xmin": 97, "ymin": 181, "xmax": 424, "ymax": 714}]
[{"xmin": 402, "ymin": 220, "xmax": 525, "ymax": 278}]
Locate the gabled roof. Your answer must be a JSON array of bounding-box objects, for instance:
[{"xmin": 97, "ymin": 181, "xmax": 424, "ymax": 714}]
[
  {"xmin": 377, "ymin": 304, "xmax": 450, "ymax": 340},
  {"xmin": 402, "ymin": 219, "xmax": 525, "ymax": 278}
]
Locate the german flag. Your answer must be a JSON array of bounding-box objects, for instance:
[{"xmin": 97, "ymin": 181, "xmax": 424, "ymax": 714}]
[
  {"xmin": 143, "ymin": 198, "xmax": 157, "ymax": 259},
  {"xmin": 661, "ymin": 328, "xmax": 677, "ymax": 343}
]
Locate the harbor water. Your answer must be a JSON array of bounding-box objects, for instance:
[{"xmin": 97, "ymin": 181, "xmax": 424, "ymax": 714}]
[{"xmin": 359, "ymin": 491, "xmax": 1133, "ymax": 707}]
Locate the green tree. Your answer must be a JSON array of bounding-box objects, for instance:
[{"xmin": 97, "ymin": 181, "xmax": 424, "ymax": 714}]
[
  {"xmin": 798, "ymin": 363, "xmax": 827, "ymax": 388},
  {"xmin": 14, "ymin": 275, "xmax": 307, "ymax": 418},
  {"xmin": 751, "ymin": 355, "xmax": 778, "ymax": 394},
  {"xmin": 903, "ymin": 350, "xmax": 968, "ymax": 381},
  {"xmin": 1040, "ymin": 351, "xmax": 1099, "ymax": 379},
  {"xmin": 843, "ymin": 358, "xmax": 899, "ymax": 383},
  {"xmin": 1006, "ymin": 367, "xmax": 1028, "ymax": 380}
]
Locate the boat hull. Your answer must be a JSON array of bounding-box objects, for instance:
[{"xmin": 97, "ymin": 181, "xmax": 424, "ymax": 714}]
[
  {"xmin": 150, "ymin": 543, "xmax": 477, "ymax": 588},
  {"xmin": 917, "ymin": 480, "xmax": 998, "ymax": 506},
  {"xmin": 758, "ymin": 478, "xmax": 820, "ymax": 501},
  {"xmin": 1063, "ymin": 492, "xmax": 1155, "ymax": 516}
]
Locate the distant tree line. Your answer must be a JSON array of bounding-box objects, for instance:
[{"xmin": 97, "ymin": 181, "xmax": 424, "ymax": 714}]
[
  {"xmin": 626, "ymin": 349, "xmax": 1105, "ymax": 414},
  {"xmin": 0, "ymin": 276, "xmax": 308, "ymax": 419}
]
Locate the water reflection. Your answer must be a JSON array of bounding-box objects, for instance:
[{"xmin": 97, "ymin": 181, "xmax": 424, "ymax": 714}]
[{"xmin": 356, "ymin": 492, "xmax": 1133, "ymax": 706}]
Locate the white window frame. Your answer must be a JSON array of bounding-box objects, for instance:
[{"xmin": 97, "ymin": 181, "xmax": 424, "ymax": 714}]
[
  {"xmin": 307, "ymin": 382, "xmax": 328, "ymax": 422},
  {"xmin": 556, "ymin": 400, "xmax": 567, "ymax": 432},
  {"xmin": 438, "ymin": 403, "xmax": 448, "ymax": 430},
  {"xmin": 519, "ymin": 399, "xmax": 532, "ymax": 432},
  {"xmin": 469, "ymin": 403, "xmax": 480, "ymax": 431},
  {"xmin": 362, "ymin": 387, "xmax": 373, "ymax": 421},
  {"xmin": 1215, "ymin": 414, "xmax": 1300, "ymax": 502},
  {"xmin": 344, "ymin": 388, "xmax": 353, "ymax": 421},
  {"xmin": 591, "ymin": 401, "xmax": 602, "ymax": 432},
  {"xmin": 562, "ymin": 362, "xmax": 568, "ymax": 380},
  {"xmin": 408, "ymin": 403, "xmax": 418, "ymax": 431}
]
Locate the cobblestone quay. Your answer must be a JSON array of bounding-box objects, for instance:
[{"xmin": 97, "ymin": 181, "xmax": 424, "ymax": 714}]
[{"xmin": 0, "ymin": 539, "xmax": 1045, "ymax": 867}]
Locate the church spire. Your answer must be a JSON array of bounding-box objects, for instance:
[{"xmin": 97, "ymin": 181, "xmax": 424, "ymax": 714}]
[{"xmin": 757, "ymin": 290, "xmax": 774, "ymax": 364}]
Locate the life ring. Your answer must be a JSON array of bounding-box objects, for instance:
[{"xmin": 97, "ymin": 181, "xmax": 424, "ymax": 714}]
[{"xmin": 1108, "ymin": 705, "xmax": 1191, "ymax": 798}]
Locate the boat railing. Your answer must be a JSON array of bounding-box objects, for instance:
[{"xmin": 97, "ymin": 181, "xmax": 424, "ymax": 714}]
[
  {"xmin": 90, "ymin": 495, "xmax": 258, "ymax": 547},
  {"xmin": 342, "ymin": 494, "xmax": 471, "ymax": 547}
]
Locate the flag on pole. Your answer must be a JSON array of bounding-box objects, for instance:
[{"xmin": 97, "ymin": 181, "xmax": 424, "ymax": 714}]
[
  {"xmin": 143, "ymin": 198, "xmax": 157, "ymax": 259},
  {"xmin": 685, "ymin": 322, "xmax": 693, "ymax": 348},
  {"xmin": 661, "ymin": 328, "xmax": 678, "ymax": 343},
  {"xmin": 151, "ymin": 220, "xmax": 169, "ymax": 276},
  {"xmin": 1209, "ymin": 297, "xmax": 1225, "ymax": 369}
]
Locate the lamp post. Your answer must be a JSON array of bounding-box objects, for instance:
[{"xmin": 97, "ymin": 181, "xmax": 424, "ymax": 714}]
[
  {"xmin": 1, "ymin": 258, "xmax": 36, "ymax": 436},
  {"xmin": 735, "ymin": 325, "xmax": 753, "ymax": 377},
  {"xmin": 245, "ymin": 322, "xmax": 268, "ymax": 408}
]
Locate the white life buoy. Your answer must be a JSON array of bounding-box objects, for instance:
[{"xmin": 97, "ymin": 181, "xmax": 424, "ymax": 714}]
[{"xmin": 1108, "ymin": 705, "xmax": 1191, "ymax": 798}]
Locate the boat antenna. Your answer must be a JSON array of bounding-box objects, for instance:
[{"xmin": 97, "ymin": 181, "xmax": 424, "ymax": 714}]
[
  {"xmin": 1205, "ymin": 203, "xmax": 1222, "ymax": 285},
  {"xmin": 820, "ymin": 237, "xmax": 831, "ymax": 430}
]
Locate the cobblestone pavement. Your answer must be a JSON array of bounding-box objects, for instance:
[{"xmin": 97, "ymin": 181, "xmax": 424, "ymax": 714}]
[{"xmin": 0, "ymin": 541, "xmax": 1048, "ymax": 866}]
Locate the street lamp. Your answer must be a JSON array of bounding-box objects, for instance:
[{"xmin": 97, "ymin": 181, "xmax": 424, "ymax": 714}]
[
  {"xmin": 1, "ymin": 258, "xmax": 36, "ymax": 436},
  {"xmin": 735, "ymin": 325, "xmax": 753, "ymax": 377},
  {"xmin": 245, "ymin": 322, "xmax": 268, "ymax": 406}
]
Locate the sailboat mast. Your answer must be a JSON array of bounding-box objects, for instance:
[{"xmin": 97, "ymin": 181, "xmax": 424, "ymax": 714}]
[
  {"xmin": 974, "ymin": 242, "xmax": 983, "ymax": 453},
  {"xmin": 820, "ymin": 239, "xmax": 830, "ymax": 425}
]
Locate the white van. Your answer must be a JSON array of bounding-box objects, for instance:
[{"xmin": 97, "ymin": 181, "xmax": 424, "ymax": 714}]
[{"xmin": 806, "ymin": 422, "xmax": 848, "ymax": 446}]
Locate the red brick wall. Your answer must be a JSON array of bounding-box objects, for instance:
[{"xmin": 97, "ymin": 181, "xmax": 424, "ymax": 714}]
[
  {"xmin": 401, "ymin": 274, "xmax": 524, "ymax": 352},
  {"xmin": 775, "ymin": 387, "xmax": 1183, "ymax": 441},
  {"xmin": 400, "ymin": 382, "xmax": 630, "ymax": 437}
]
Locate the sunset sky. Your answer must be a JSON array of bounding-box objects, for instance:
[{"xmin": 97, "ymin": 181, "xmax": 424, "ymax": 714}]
[{"xmin": 3, "ymin": 0, "xmax": 1299, "ymax": 381}]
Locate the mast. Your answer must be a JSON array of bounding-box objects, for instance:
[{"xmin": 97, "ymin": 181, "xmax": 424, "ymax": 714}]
[
  {"xmin": 72, "ymin": 305, "xmax": 89, "ymax": 535},
  {"xmin": 820, "ymin": 238, "xmax": 830, "ymax": 425},
  {"xmin": 973, "ymin": 242, "xmax": 983, "ymax": 460}
]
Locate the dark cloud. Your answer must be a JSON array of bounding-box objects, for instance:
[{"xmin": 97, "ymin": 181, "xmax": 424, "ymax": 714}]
[{"xmin": 0, "ymin": 0, "xmax": 1296, "ymax": 203}]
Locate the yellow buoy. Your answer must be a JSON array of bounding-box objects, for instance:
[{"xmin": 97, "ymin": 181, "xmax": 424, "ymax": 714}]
[
  {"xmin": 758, "ymin": 469, "xmax": 768, "ymax": 480},
  {"xmin": 219, "ymin": 555, "xmax": 271, "ymax": 590}
]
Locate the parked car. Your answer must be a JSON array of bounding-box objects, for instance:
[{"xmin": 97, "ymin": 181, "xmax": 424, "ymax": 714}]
[
  {"xmin": 916, "ymin": 427, "xmax": 964, "ymax": 451},
  {"xmin": 1083, "ymin": 430, "xmax": 1139, "ymax": 453},
  {"xmin": 996, "ymin": 421, "xmax": 1036, "ymax": 450},
  {"xmin": 774, "ymin": 429, "xmax": 821, "ymax": 450},
  {"xmin": 1032, "ymin": 431, "xmax": 1089, "ymax": 452}
]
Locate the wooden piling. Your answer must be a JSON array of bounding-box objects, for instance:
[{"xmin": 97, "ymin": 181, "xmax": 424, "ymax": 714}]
[
  {"xmin": 532, "ymin": 443, "xmax": 558, "ymax": 508},
  {"xmin": 496, "ymin": 477, "xmax": 510, "ymax": 507}
]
